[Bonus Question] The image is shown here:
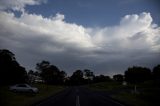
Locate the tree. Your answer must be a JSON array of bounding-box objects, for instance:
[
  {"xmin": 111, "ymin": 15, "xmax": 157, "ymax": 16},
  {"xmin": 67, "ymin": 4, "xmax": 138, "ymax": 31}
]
[
  {"xmin": 36, "ymin": 60, "xmax": 50, "ymax": 72},
  {"xmin": 153, "ymin": 64, "xmax": 160, "ymax": 80},
  {"xmin": 83, "ymin": 69, "xmax": 94, "ymax": 84},
  {"xmin": 28, "ymin": 70, "xmax": 41, "ymax": 83},
  {"xmin": 84, "ymin": 69, "xmax": 94, "ymax": 80},
  {"xmin": 0, "ymin": 49, "xmax": 27, "ymax": 85},
  {"xmin": 70, "ymin": 70, "xmax": 84, "ymax": 85},
  {"xmin": 28, "ymin": 70, "xmax": 34, "ymax": 75},
  {"xmin": 152, "ymin": 64, "xmax": 160, "ymax": 86},
  {"xmin": 125, "ymin": 66, "xmax": 151, "ymax": 93},
  {"xmin": 113, "ymin": 74, "xmax": 124, "ymax": 83},
  {"xmin": 59, "ymin": 70, "xmax": 67, "ymax": 83},
  {"xmin": 0, "ymin": 49, "xmax": 15, "ymax": 62},
  {"xmin": 36, "ymin": 60, "xmax": 66, "ymax": 85},
  {"xmin": 93, "ymin": 75, "xmax": 111, "ymax": 83},
  {"xmin": 125, "ymin": 66, "xmax": 151, "ymax": 84}
]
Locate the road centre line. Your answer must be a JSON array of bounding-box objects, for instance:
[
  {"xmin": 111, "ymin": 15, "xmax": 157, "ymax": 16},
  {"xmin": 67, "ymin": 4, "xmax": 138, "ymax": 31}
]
[{"xmin": 76, "ymin": 95, "xmax": 80, "ymax": 106}]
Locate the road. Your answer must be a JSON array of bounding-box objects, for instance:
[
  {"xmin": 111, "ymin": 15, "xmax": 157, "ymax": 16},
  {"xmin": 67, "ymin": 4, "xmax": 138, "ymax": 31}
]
[{"xmin": 35, "ymin": 86, "xmax": 125, "ymax": 106}]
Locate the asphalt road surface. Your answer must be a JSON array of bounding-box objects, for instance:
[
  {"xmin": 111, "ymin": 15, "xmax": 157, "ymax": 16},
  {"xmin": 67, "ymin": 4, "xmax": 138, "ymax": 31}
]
[{"xmin": 35, "ymin": 86, "xmax": 125, "ymax": 106}]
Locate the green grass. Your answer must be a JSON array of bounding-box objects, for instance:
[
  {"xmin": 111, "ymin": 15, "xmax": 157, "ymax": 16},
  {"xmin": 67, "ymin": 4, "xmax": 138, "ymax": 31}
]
[
  {"xmin": 0, "ymin": 84, "xmax": 65, "ymax": 106},
  {"xmin": 112, "ymin": 92, "xmax": 149, "ymax": 106},
  {"xmin": 112, "ymin": 87, "xmax": 160, "ymax": 106},
  {"xmin": 87, "ymin": 81, "xmax": 160, "ymax": 106},
  {"xmin": 87, "ymin": 81, "xmax": 125, "ymax": 92}
]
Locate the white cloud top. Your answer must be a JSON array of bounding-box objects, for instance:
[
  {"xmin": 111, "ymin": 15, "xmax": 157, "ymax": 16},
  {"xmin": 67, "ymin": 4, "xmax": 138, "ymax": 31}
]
[
  {"xmin": 0, "ymin": 11, "xmax": 159, "ymax": 53},
  {"xmin": 0, "ymin": 1, "xmax": 160, "ymax": 75}
]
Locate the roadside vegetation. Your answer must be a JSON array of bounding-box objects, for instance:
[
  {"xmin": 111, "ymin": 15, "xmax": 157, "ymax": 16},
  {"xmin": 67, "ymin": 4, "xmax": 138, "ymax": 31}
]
[
  {"xmin": 112, "ymin": 81, "xmax": 160, "ymax": 106},
  {"xmin": 87, "ymin": 78, "xmax": 160, "ymax": 106},
  {"xmin": 0, "ymin": 49, "xmax": 160, "ymax": 106},
  {"xmin": 0, "ymin": 84, "xmax": 65, "ymax": 106}
]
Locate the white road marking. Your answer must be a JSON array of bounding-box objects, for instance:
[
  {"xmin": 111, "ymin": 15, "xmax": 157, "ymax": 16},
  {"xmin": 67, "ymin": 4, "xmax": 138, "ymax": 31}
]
[{"xmin": 76, "ymin": 95, "xmax": 80, "ymax": 106}]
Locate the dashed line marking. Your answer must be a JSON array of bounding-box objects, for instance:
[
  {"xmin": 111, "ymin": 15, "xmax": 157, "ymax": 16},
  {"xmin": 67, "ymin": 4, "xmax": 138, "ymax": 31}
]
[{"xmin": 76, "ymin": 95, "xmax": 80, "ymax": 106}]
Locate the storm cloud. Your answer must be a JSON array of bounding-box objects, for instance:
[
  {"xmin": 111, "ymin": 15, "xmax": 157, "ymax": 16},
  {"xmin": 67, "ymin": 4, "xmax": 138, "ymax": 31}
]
[{"xmin": 0, "ymin": 1, "xmax": 160, "ymax": 75}]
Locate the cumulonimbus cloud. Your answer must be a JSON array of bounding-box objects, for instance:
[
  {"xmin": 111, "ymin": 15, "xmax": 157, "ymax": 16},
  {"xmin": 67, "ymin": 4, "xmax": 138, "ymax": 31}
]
[
  {"xmin": 0, "ymin": 3, "xmax": 160, "ymax": 74},
  {"xmin": 0, "ymin": 11, "xmax": 160, "ymax": 55}
]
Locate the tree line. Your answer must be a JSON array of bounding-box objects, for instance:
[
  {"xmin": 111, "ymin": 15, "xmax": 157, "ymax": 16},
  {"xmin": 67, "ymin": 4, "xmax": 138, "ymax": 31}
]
[{"xmin": 0, "ymin": 49, "xmax": 160, "ymax": 86}]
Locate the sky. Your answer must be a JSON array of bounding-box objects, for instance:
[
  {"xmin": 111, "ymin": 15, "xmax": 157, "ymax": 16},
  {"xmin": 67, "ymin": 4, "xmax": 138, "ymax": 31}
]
[{"xmin": 0, "ymin": 0, "xmax": 160, "ymax": 76}]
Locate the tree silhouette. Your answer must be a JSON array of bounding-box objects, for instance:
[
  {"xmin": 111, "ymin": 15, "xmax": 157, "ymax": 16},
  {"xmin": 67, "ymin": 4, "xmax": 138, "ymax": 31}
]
[
  {"xmin": 83, "ymin": 69, "xmax": 94, "ymax": 84},
  {"xmin": 70, "ymin": 70, "xmax": 84, "ymax": 85},
  {"xmin": 28, "ymin": 70, "xmax": 41, "ymax": 83},
  {"xmin": 36, "ymin": 60, "xmax": 50, "ymax": 72},
  {"xmin": 36, "ymin": 60, "xmax": 66, "ymax": 85},
  {"xmin": 0, "ymin": 49, "xmax": 27, "ymax": 85},
  {"xmin": 152, "ymin": 65, "xmax": 160, "ymax": 86},
  {"xmin": 125, "ymin": 66, "xmax": 151, "ymax": 93},
  {"xmin": 113, "ymin": 74, "xmax": 124, "ymax": 83},
  {"xmin": 125, "ymin": 66, "xmax": 151, "ymax": 84},
  {"xmin": 93, "ymin": 75, "xmax": 111, "ymax": 83},
  {"xmin": 84, "ymin": 69, "xmax": 94, "ymax": 80}
]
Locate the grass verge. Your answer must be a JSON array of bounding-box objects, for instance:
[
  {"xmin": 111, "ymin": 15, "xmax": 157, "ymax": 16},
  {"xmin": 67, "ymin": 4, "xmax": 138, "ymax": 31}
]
[
  {"xmin": 87, "ymin": 81, "xmax": 160, "ymax": 106},
  {"xmin": 0, "ymin": 84, "xmax": 65, "ymax": 106}
]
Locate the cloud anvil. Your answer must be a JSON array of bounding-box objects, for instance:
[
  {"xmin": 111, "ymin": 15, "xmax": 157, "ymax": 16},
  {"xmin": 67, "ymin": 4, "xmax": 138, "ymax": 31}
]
[{"xmin": 0, "ymin": 0, "xmax": 160, "ymax": 75}]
